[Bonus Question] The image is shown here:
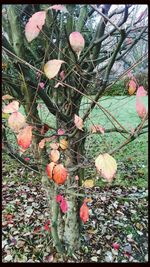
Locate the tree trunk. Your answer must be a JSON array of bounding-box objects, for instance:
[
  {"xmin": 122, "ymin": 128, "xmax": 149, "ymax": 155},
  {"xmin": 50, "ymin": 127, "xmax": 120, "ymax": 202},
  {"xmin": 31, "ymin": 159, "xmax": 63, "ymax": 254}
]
[{"xmin": 41, "ymin": 123, "xmax": 86, "ymax": 255}]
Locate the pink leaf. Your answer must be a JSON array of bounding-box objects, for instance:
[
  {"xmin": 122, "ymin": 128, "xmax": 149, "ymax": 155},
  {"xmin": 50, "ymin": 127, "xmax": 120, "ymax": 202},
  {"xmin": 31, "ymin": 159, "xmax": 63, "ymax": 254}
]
[
  {"xmin": 25, "ymin": 11, "xmax": 46, "ymax": 42},
  {"xmin": 75, "ymin": 175, "xmax": 79, "ymax": 181},
  {"xmin": 39, "ymin": 82, "xmax": 45, "ymax": 89},
  {"xmin": 60, "ymin": 70, "xmax": 65, "ymax": 80},
  {"xmin": 3, "ymin": 100, "xmax": 19, "ymax": 113},
  {"xmin": 48, "ymin": 5, "xmax": 68, "ymax": 13},
  {"xmin": 60, "ymin": 197, "xmax": 68, "ymax": 213},
  {"xmin": 90, "ymin": 124, "xmax": 105, "ymax": 134},
  {"xmin": 136, "ymin": 99, "xmax": 147, "ymax": 119},
  {"xmin": 57, "ymin": 128, "xmax": 65, "ymax": 135},
  {"xmin": 136, "ymin": 86, "xmax": 147, "ymax": 119},
  {"xmin": 17, "ymin": 125, "xmax": 32, "ymax": 150},
  {"xmin": 74, "ymin": 114, "xmax": 83, "ymax": 131},
  {"xmin": 56, "ymin": 194, "xmax": 63, "ymax": 203},
  {"xmin": 136, "ymin": 86, "xmax": 147, "ymax": 97},
  {"xmin": 44, "ymin": 59, "xmax": 66, "ymax": 79},
  {"xmin": 69, "ymin": 32, "xmax": 85, "ymax": 58},
  {"xmin": 24, "ymin": 157, "xmax": 30, "ymax": 161},
  {"xmin": 8, "ymin": 111, "xmax": 26, "ymax": 132}
]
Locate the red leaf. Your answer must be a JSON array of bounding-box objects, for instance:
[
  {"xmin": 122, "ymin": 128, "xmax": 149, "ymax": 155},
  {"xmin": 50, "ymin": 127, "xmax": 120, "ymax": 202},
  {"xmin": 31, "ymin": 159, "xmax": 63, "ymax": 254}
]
[
  {"xmin": 3, "ymin": 100, "xmax": 19, "ymax": 113},
  {"xmin": 17, "ymin": 125, "xmax": 32, "ymax": 150},
  {"xmin": 44, "ymin": 224, "xmax": 50, "ymax": 231},
  {"xmin": 8, "ymin": 111, "xmax": 26, "ymax": 133},
  {"xmin": 50, "ymin": 142, "xmax": 60, "ymax": 150},
  {"xmin": 46, "ymin": 162, "xmax": 55, "ymax": 179},
  {"xmin": 53, "ymin": 164, "xmax": 68, "ymax": 185},
  {"xmin": 80, "ymin": 201, "xmax": 89, "ymax": 223},
  {"xmin": 60, "ymin": 70, "xmax": 65, "ymax": 80},
  {"xmin": 56, "ymin": 194, "xmax": 63, "ymax": 203},
  {"xmin": 112, "ymin": 243, "xmax": 120, "ymax": 250},
  {"xmin": 25, "ymin": 11, "xmax": 46, "ymax": 42},
  {"xmin": 60, "ymin": 197, "xmax": 68, "ymax": 213}
]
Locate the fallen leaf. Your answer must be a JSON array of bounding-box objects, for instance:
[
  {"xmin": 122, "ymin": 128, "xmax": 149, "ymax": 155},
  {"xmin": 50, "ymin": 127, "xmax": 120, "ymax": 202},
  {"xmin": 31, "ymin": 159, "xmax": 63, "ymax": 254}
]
[{"xmin": 83, "ymin": 179, "xmax": 94, "ymax": 188}]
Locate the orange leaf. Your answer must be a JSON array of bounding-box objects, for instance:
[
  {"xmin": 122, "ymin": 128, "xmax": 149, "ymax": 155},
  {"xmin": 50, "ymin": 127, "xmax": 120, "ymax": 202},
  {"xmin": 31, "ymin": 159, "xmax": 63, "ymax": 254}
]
[
  {"xmin": 44, "ymin": 59, "xmax": 65, "ymax": 79},
  {"xmin": 3, "ymin": 100, "xmax": 19, "ymax": 113},
  {"xmin": 53, "ymin": 164, "xmax": 68, "ymax": 185},
  {"xmin": 69, "ymin": 32, "xmax": 85, "ymax": 58},
  {"xmin": 46, "ymin": 162, "xmax": 55, "ymax": 179},
  {"xmin": 95, "ymin": 153, "xmax": 117, "ymax": 182},
  {"xmin": 128, "ymin": 80, "xmax": 136, "ymax": 95},
  {"xmin": 74, "ymin": 114, "xmax": 83, "ymax": 131},
  {"xmin": 48, "ymin": 5, "xmax": 68, "ymax": 13},
  {"xmin": 50, "ymin": 149, "xmax": 60, "ymax": 163},
  {"xmin": 80, "ymin": 201, "xmax": 89, "ymax": 223},
  {"xmin": 25, "ymin": 11, "xmax": 46, "ymax": 42},
  {"xmin": 59, "ymin": 139, "xmax": 68, "ymax": 150},
  {"xmin": 8, "ymin": 111, "xmax": 26, "ymax": 133},
  {"xmin": 50, "ymin": 142, "xmax": 60, "ymax": 150},
  {"xmin": 17, "ymin": 126, "xmax": 32, "ymax": 150}
]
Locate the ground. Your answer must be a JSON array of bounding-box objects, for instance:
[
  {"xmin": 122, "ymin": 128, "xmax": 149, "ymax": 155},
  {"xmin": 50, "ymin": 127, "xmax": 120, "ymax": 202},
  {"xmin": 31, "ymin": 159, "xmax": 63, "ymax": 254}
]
[{"xmin": 2, "ymin": 96, "xmax": 148, "ymax": 262}]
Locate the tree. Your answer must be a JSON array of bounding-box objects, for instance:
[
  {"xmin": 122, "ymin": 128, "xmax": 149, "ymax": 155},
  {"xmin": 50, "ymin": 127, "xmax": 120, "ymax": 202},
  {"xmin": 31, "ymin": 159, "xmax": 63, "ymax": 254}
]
[{"xmin": 2, "ymin": 4, "xmax": 148, "ymax": 257}]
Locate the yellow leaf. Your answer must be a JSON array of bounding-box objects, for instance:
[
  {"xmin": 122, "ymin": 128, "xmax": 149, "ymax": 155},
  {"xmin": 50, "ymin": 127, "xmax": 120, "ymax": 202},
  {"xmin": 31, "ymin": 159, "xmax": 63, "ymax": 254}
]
[
  {"xmin": 60, "ymin": 139, "xmax": 68, "ymax": 150},
  {"xmin": 83, "ymin": 179, "xmax": 94, "ymax": 188},
  {"xmin": 95, "ymin": 153, "xmax": 117, "ymax": 182},
  {"xmin": 44, "ymin": 59, "xmax": 65, "ymax": 79}
]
